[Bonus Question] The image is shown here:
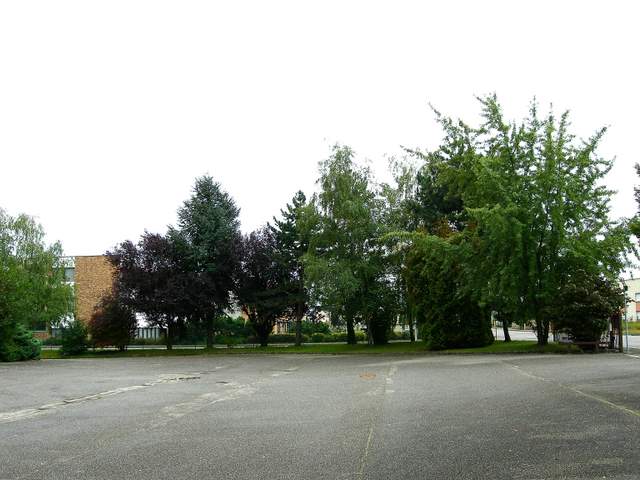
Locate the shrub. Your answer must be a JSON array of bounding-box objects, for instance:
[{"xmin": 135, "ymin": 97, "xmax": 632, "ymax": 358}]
[
  {"xmin": 300, "ymin": 321, "xmax": 331, "ymax": 335},
  {"xmin": 41, "ymin": 336, "xmax": 62, "ymax": 346},
  {"xmin": 330, "ymin": 331, "xmax": 367, "ymax": 342},
  {"xmin": 552, "ymin": 271, "xmax": 622, "ymax": 345},
  {"xmin": 0, "ymin": 323, "xmax": 41, "ymax": 362},
  {"xmin": 88, "ymin": 295, "xmax": 137, "ymax": 351},
  {"xmin": 310, "ymin": 332, "xmax": 325, "ymax": 343},
  {"xmin": 60, "ymin": 321, "xmax": 89, "ymax": 356},
  {"xmin": 247, "ymin": 333, "xmax": 309, "ymax": 344}
]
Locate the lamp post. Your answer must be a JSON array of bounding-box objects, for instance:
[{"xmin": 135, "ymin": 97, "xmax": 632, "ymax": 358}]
[{"xmin": 623, "ymin": 283, "xmax": 629, "ymax": 353}]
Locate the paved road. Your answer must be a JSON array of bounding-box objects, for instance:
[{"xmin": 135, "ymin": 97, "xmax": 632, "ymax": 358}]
[
  {"xmin": 495, "ymin": 328, "xmax": 640, "ymax": 351},
  {"xmin": 1, "ymin": 354, "xmax": 639, "ymax": 479}
]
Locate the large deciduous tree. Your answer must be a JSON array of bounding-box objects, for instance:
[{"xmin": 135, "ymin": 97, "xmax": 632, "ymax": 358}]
[
  {"xmin": 236, "ymin": 226, "xmax": 288, "ymax": 347},
  {"xmin": 305, "ymin": 145, "xmax": 393, "ymax": 345},
  {"xmin": 418, "ymin": 95, "xmax": 632, "ymax": 345},
  {"xmin": 109, "ymin": 233, "xmax": 188, "ymax": 350},
  {"xmin": 172, "ymin": 176, "xmax": 241, "ymax": 348},
  {"xmin": 0, "ymin": 209, "xmax": 73, "ymax": 361}
]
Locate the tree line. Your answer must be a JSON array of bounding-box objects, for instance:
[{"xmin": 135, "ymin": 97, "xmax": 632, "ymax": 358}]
[{"xmin": 1, "ymin": 95, "xmax": 635, "ymax": 360}]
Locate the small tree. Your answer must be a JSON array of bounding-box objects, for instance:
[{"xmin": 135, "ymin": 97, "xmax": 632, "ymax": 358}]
[
  {"xmin": 236, "ymin": 227, "xmax": 288, "ymax": 347},
  {"xmin": 60, "ymin": 320, "xmax": 89, "ymax": 356},
  {"xmin": 89, "ymin": 293, "xmax": 137, "ymax": 351}
]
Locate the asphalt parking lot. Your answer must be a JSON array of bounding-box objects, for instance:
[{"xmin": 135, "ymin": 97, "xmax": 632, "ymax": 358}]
[{"xmin": 1, "ymin": 353, "xmax": 639, "ymax": 479}]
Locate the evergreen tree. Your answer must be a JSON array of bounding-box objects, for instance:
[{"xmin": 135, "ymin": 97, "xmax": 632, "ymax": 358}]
[
  {"xmin": 271, "ymin": 191, "xmax": 312, "ymax": 346},
  {"xmin": 173, "ymin": 176, "xmax": 242, "ymax": 348}
]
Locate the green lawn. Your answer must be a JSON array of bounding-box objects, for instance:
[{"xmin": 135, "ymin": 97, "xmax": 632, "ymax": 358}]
[
  {"xmin": 625, "ymin": 322, "xmax": 640, "ymax": 335},
  {"xmin": 39, "ymin": 340, "xmax": 581, "ymax": 359}
]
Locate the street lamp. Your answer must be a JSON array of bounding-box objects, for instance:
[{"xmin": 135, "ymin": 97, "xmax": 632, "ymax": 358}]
[{"xmin": 623, "ymin": 283, "xmax": 629, "ymax": 353}]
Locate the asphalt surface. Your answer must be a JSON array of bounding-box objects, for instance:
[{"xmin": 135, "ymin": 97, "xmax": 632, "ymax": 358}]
[{"xmin": 1, "ymin": 353, "xmax": 639, "ymax": 480}]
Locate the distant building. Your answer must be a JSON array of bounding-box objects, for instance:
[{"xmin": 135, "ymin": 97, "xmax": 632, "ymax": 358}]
[
  {"xmin": 622, "ymin": 277, "xmax": 640, "ymax": 322},
  {"xmin": 60, "ymin": 255, "xmax": 115, "ymax": 324}
]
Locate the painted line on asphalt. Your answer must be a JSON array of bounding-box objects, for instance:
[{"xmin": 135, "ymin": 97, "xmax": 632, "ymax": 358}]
[
  {"xmin": 625, "ymin": 354, "xmax": 640, "ymax": 359},
  {"xmin": 508, "ymin": 364, "xmax": 640, "ymax": 419}
]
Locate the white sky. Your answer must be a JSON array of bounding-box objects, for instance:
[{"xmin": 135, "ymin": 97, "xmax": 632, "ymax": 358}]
[{"xmin": 1, "ymin": 1, "xmax": 638, "ymax": 256}]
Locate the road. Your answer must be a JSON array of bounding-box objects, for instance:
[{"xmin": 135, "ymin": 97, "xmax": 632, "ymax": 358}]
[
  {"xmin": 495, "ymin": 328, "xmax": 640, "ymax": 351},
  {"xmin": 1, "ymin": 353, "xmax": 639, "ymax": 479}
]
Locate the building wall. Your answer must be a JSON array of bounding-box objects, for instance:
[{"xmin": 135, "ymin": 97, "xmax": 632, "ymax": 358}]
[
  {"xmin": 623, "ymin": 277, "xmax": 640, "ymax": 322},
  {"xmin": 74, "ymin": 255, "xmax": 115, "ymax": 324}
]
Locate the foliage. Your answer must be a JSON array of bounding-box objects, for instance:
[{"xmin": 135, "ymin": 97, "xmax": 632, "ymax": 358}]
[
  {"xmin": 551, "ymin": 270, "xmax": 624, "ymax": 343},
  {"xmin": 271, "ymin": 191, "xmax": 313, "ymax": 346},
  {"xmin": 88, "ymin": 294, "xmax": 137, "ymax": 351},
  {"xmin": 299, "ymin": 321, "xmax": 331, "ymax": 335},
  {"xmin": 310, "ymin": 332, "xmax": 326, "ymax": 342},
  {"xmin": 0, "ymin": 323, "xmax": 41, "ymax": 362},
  {"xmin": 60, "ymin": 320, "xmax": 89, "ymax": 356},
  {"xmin": 215, "ymin": 316, "xmax": 253, "ymax": 339},
  {"xmin": 305, "ymin": 145, "xmax": 396, "ymax": 345},
  {"xmin": 236, "ymin": 226, "xmax": 289, "ymax": 346},
  {"xmin": 0, "ymin": 209, "xmax": 73, "ymax": 361},
  {"xmin": 109, "ymin": 232, "xmax": 188, "ymax": 349},
  {"xmin": 404, "ymin": 234, "xmax": 494, "ymax": 350},
  {"xmin": 408, "ymin": 96, "xmax": 632, "ymax": 345},
  {"xmin": 171, "ymin": 176, "xmax": 242, "ymax": 348}
]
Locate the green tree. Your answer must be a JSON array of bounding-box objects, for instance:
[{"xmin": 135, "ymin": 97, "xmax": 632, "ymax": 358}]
[
  {"xmin": 425, "ymin": 95, "xmax": 632, "ymax": 345},
  {"xmin": 402, "ymin": 233, "xmax": 494, "ymax": 350},
  {"xmin": 172, "ymin": 176, "xmax": 242, "ymax": 348},
  {"xmin": 305, "ymin": 145, "xmax": 393, "ymax": 345},
  {"xmin": 270, "ymin": 191, "xmax": 312, "ymax": 346},
  {"xmin": 0, "ymin": 209, "xmax": 73, "ymax": 361}
]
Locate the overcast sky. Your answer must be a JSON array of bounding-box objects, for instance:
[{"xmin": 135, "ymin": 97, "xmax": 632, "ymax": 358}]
[{"xmin": 1, "ymin": 1, "xmax": 638, "ymax": 256}]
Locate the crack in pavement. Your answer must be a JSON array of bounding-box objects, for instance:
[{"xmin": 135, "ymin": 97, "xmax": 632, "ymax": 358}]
[
  {"xmin": 0, "ymin": 373, "xmax": 202, "ymax": 424},
  {"xmin": 356, "ymin": 365, "xmax": 397, "ymax": 478}
]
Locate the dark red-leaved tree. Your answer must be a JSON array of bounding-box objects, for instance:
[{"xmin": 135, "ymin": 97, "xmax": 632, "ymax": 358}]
[
  {"xmin": 108, "ymin": 233, "xmax": 190, "ymax": 350},
  {"xmin": 89, "ymin": 292, "xmax": 137, "ymax": 351},
  {"xmin": 236, "ymin": 227, "xmax": 289, "ymax": 347}
]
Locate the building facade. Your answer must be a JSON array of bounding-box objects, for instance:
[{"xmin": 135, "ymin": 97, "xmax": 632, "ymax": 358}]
[
  {"xmin": 60, "ymin": 255, "xmax": 115, "ymax": 325},
  {"xmin": 623, "ymin": 277, "xmax": 640, "ymax": 323}
]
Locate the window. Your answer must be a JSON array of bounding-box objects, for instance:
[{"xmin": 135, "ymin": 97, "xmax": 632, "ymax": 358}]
[
  {"xmin": 634, "ymin": 292, "xmax": 640, "ymax": 302},
  {"xmin": 64, "ymin": 267, "xmax": 75, "ymax": 282}
]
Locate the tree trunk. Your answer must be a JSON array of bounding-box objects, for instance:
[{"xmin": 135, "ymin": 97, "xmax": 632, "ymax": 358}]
[
  {"xmin": 295, "ymin": 319, "xmax": 302, "ymax": 346},
  {"xmin": 166, "ymin": 323, "xmax": 173, "ymax": 351},
  {"xmin": 294, "ymin": 303, "xmax": 303, "ymax": 347},
  {"xmin": 206, "ymin": 317, "xmax": 214, "ymax": 349},
  {"xmin": 259, "ymin": 333, "xmax": 269, "ymax": 347},
  {"xmin": 541, "ymin": 320, "xmax": 549, "ymax": 346},
  {"xmin": 346, "ymin": 315, "xmax": 356, "ymax": 345},
  {"xmin": 502, "ymin": 321, "xmax": 511, "ymax": 342},
  {"xmin": 499, "ymin": 313, "xmax": 511, "ymax": 342}
]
